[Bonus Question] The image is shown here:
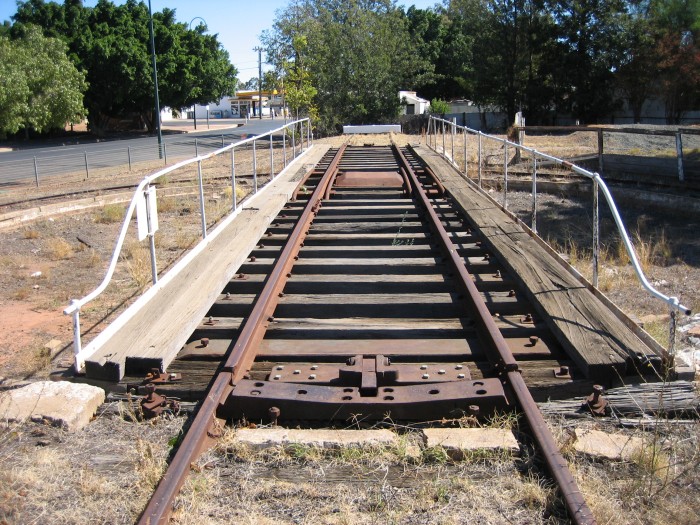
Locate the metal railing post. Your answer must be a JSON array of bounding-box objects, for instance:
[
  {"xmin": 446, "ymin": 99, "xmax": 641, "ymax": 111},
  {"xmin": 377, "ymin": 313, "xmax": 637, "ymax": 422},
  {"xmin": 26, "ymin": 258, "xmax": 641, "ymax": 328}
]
[
  {"xmin": 531, "ymin": 155, "xmax": 538, "ymax": 233},
  {"xmin": 270, "ymin": 134, "xmax": 274, "ymax": 178},
  {"xmin": 231, "ymin": 148, "xmax": 237, "ymax": 212},
  {"xmin": 503, "ymin": 141, "xmax": 508, "ymax": 209},
  {"xmin": 478, "ymin": 132, "xmax": 482, "ymax": 187},
  {"xmin": 669, "ymin": 305, "xmax": 677, "ymax": 359},
  {"xmin": 33, "ymin": 156, "xmax": 39, "ymax": 188},
  {"xmin": 128, "ymin": 147, "xmax": 132, "ymax": 171},
  {"xmin": 146, "ymin": 184, "xmax": 158, "ymax": 285},
  {"xmin": 283, "ymin": 128, "xmax": 287, "ymax": 168},
  {"xmin": 221, "ymin": 135, "xmax": 225, "ymax": 148},
  {"xmin": 70, "ymin": 301, "xmax": 81, "ymax": 372},
  {"xmin": 451, "ymin": 118, "xmax": 455, "ymax": 161},
  {"xmin": 195, "ymin": 138, "xmax": 199, "ymax": 158},
  {"xmin": 676, "ymin": 132, "xmax": 685, "ymax": 182},
  {"xmin": 592, "ymin": 178, "xmax": 599, "ymax": 288},
  {"xmin": 463, "ymin": 127, "xmax": 468, "ymax": 175},
  {"xmin": 292, "ymin": 128, "xmax": 296, "ymax": 159},
  {"xmin": 597, "ymin": 129, "xmax": 604, "ymax": 174},
  {"xmin": 442, "ymin": 120, "xmax": 446, "ymax": 154},
  {"xmin": 84, "ymin": 151, "xmax": 89, "ymax": 178},
  {"xmin": 163, "ymin": 142, "xmax": 167, "ymax": 165},
  {"xmin": 197, "ymin": 160, "xmax": 207, "ymax": 238},
  {"xmin": 253, "ymin": 140, "xmax": 258, "ymax": 193}
]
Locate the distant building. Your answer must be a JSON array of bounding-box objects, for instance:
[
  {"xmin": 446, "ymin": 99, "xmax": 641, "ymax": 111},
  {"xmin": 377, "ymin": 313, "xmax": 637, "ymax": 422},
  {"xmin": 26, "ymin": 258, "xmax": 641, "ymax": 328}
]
[{"xmin": 400, "ymin": 91, "xmax": 429, "ymax": 115}]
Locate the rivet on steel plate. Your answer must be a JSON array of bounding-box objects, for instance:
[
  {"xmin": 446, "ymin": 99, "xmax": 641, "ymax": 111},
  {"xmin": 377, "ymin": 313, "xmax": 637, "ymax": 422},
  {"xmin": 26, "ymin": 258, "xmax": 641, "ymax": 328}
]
[
  {"xmin": 529, "ymin": 336, "xmax": 539, "ymax": 345},
  {"xmin": 249, "ymin": 256, "xmax": 256, "ymax": 262},
  {"xmin": 200, "ymin": 338, "xmax": 209, "ymax": 347},
  {"xmin": 420, "ymin": 365, "xmax": 428, "ymax": 370},
  {"xmin": 268, "ymin": 316, "xmax": 275, "ymax": 322},
  {"xmin": 508, "ymin": 289, "xmax": 516, "ymax": 297},
  {"xmin": 276, "ymin": 365, "xmax": 284, "ymax": 370},
  {"xmin": 273, "ymin": 375, "xmax": 281, "ymax": 380},
  {"xmin": 522, "ymin": 313, "xmax": 533, "ymax": 323},
  {"xmin": 455, "ymin": 364, "xmax": 463, "ymax": 370},
  {"xmin": 279, "ymin": 292, "xmax": 285, "ymax": 297},
  {"xmin": 258, "ymin": 243, "xmax": 265, "ymax": 248},
  {"xmin": 422, "ymin": 374, "xmax": 429, "ymax": 379},
  {"xmin": 438, "ymin": 369, "xmax": 446, "ymax": 375},
  {"xmin": 457, "ymin": 374, "xmax": 465, "ymax": 379},
  {"xmin": 293, "ymin": 370, "xmax": 301, "ymax": 375},
  {"xmin": 310, "ymin": 365, "xmax": 318, "ymax": 370},
  {"xmin": 309, "ymin": 374, "xmax": 316, "ymax": 380}
]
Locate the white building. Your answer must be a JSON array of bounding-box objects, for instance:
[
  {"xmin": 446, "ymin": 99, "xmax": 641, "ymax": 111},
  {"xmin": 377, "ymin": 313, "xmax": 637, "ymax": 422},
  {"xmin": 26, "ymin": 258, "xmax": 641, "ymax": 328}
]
[{"xmin": 400, "ymin": 91, "xmax": 429, "ymax": 115}]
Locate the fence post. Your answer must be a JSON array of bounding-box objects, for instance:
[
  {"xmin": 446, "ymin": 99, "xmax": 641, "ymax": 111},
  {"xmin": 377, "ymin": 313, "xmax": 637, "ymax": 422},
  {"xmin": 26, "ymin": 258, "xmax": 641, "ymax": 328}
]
[
  {"xmin": 163, "ymin": 142, "xmax": 167, "ymax": 165},
  {"xmin": 195, "ymin": 138, "xmax": 199, "ymax": 158},
  {"xmin": 597, "ymin": 129, "xmax": 604, "ymax": 174},
  {"xmin": 221, "ymin": 135, "xmax": 225, "ymax": 148},
  {"xmin": 503, "ymin": 141, "xmax": 508, "ymax": 209},
  {"xmin": 231, "ymin": 148, "xmax": 237, "ymax": 212},
  {"xmin": 531, "ymin": 155, "xmax": 538, "ymax": 233},
  {"xmin": 477, "ymin": 132, "xmax": 482, "ymax": 188},
  {"xmin": 128, "ymin": 146, "xmax": 132, "ymax": 171},
  {"xmin": 592, "ymin": 178, "xmax": 599, "ymax": 288},
  {"xmin": 84, "ymin": 151, "xmax": 89, "ymax": 179},
  {"xmin": 145, "ymin": 184, "xmax": 158, "ymax": 285},
  {"xmin": 676, "ymin": 132, "xmax": 685, "ymax": 182},
  {"xmin": 253, "ymin": 140, "xmax": 258, "ymax": 193},
  {"xmin": 442, "ymin": 119, "xmax": 446, "ymax": 154},
  {"xmin": 292, "ymin": 128, "xmax": 296, "ymax": 159},
  {"xmin": 283, "ymin": 127, "xmax": 287, "ymax": 168},
  {"xmin": 33, "ymin": 156, "xmax": 40, "ymax": 188},
  {"xmin": 197, "ymin": 160, "xmax": 207, "ymax": 239},
  {"xmin": 270, "ymin": 134, "xmax": 274, "ymax": 179},
  {"xmin": 451, "ymin": 118, "xmax": 455, "ymax": 161},
  {"xmin": 463, "ymin": 128, "xmax": 468, "ymax": 175}
]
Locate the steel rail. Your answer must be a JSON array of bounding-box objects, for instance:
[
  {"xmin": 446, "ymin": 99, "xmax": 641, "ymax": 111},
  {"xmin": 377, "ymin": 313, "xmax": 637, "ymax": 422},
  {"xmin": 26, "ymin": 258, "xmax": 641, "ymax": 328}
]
[
  {"xmin": 137, "ymin": 146, "xmax": 344, "ymax": 525},
  {"xmin": 393, "ymin": 143, "xmax": 596, "ymax": 525}
]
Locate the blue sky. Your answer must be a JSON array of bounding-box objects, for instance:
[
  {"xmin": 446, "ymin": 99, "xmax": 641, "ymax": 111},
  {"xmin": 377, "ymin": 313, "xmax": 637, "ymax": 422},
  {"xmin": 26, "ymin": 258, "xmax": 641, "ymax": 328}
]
[{"xmin": 0, "ymin": 0, "xmax": 441, "ymax": 82}]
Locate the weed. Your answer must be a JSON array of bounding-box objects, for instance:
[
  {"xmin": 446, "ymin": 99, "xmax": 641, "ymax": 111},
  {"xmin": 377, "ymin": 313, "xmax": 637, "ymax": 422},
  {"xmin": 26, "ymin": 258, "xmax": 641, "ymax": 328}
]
[
  {"xmin": 45, "ymin": 237, "xmax": 73, "ymax": 260},
  {"xmin": 96, "ymin": 204, "xmax": 125, "ymax": 224},
  {"xmin": 22, "ymin": 229, "xmax": 40, "ymax": 239},
  {"xmin": 422, "ymin": 445, "xmax": 449, "ymax": 464},
  {"xmin": 12, "ymin": 287, "xmax": 32, "ymax": 300}
]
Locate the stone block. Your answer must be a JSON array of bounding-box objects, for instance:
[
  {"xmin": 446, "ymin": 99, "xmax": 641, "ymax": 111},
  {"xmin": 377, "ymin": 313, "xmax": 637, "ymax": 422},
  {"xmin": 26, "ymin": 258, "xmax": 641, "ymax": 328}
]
[
  {"xmin": 573, "ymin": 428, "xmax": 645, "ymax": 461},
  {"xmin": 0, "ymin": 381, "xmax": 105, "ymax": 432},
  {"xmin": 234, "ymin": 428, "xmax": 397, "ymax": 451},
  {"xmin": 43, "ymin": 339, "xmax": 63, "ymax": 359},
  {"xmin": 422, "ymin": 428, "xmax": 519, "ymax": 459}
]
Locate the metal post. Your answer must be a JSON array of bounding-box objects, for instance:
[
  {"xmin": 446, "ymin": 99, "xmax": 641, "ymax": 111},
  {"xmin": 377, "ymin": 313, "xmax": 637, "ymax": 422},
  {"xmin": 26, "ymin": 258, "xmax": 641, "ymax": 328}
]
[
  {"xmin": 292, "ymin": 128, "xmax": 296, "ymax": 159},
  {"xmin": 503, "ymin": 142, "xmax": 508, "ymax": 209},
  {"xmin": 676, "ymin": 132, "xmax": 684, "ymax": 182},
  {"xmin": 451, "ymin": 118, "xmax": 455, "ymax": 161},
  {"xmin": 442, "ymin": 120, "xmax": 445, "ymax": 154},
  {"xmin": 197, "ymin": 160, "xmax": 207, "ymax": 238},
  {"xmin": 668, "ymin": 305, "xmax": 677, "ymax": 359},
  {"xmin": 592, "ymin": 178, "xmax": 599, "ymax": 288},
  {"xmin": 283, "ymin": 127, "xmax": 287, "ymax": 168},
  {"xmin": 221, "ymin": 135, "xmax": 225, "ymax": 148},
  {"xmin": 478, "ymin": 132, "xmax": 482, "ymax": 187},
  {"xmin": 84, "ymin": 151, "xmax": 89, "ymax": 179},
  {"xmin": 597, "ymin": 129, "xmax": 604, "ymax": 174},
  {"xmin": 163, "ymin": 142, "xmax": 167, "ymax": 165},
  {"xmin": 195, "ymin": 138, "xmax": 199, "ymax": 158},
  {"xmin": 71, "ymin": 304, "xmax": 81, "ymax": 372},
  {"xmin": 231, "ymin": 148, "xmax": 237, "ymax": 212},
  {"xmin": 270, "ymin": 134, "xmax": 274, "ymax": 178},
  {"xmin": 148, "ymin": 0, "xmax": 163, "ymax": 159},
  {"xmin": 128, "ymin": 146, "xmax": 132, "ymax": 171},
  {"xmin": 308, "ymin": 119, "xmax": 312, "ymax": 146},
  {"xmin": 253, "ymin": 140, "xmax": 258, "ymax": 193},
  {"xmin": 531, "ymin": 156, "xmax": 538, "ymax": 233},
  {"xmin": 146, "ymin": 185, "xmax": 158, "ymax": 285},
  {"xmin": 463, "ymin": 128, "xmax": 468, "ymax": 175},
  {"xmin": 33, "ymin": 156, "xmax": 39, "ymax": 188}
]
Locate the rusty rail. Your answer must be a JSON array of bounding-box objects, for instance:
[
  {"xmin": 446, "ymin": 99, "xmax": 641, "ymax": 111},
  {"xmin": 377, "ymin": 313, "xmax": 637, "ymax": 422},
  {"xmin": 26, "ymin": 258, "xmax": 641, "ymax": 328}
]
[
  {"xmin": 393, "ymin": 143, "xmax": 596, "ymax": 525},
  {"xmin": 137, "ymin": 147, "xmax": 345, "ymax": 525}
]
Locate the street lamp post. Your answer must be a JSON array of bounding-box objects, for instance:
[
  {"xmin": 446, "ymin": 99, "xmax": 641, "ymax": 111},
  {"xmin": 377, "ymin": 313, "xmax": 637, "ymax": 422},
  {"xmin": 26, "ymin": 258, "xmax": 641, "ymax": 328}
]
[
  {"xmin": 147, "ymin": 0, "xmax": 163, "ymax": 158},
  {"xmin": 189, "ymin": 17, "xmax": 208, "ymax": 131}
]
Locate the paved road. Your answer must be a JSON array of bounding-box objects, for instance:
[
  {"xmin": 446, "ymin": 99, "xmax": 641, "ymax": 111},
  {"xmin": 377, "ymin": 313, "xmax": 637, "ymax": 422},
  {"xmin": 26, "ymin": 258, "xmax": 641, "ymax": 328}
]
[{"xmin": 0, "ymin": 118, "xmax": 292, "ymax": 187}]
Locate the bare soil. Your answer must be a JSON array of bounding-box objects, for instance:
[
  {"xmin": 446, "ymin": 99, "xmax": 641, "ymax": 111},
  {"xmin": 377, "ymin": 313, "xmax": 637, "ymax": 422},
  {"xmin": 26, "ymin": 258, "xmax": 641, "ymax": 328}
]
[{"xmin": 0, "ymin": 130, "xmax": 698, "ymax": 524}]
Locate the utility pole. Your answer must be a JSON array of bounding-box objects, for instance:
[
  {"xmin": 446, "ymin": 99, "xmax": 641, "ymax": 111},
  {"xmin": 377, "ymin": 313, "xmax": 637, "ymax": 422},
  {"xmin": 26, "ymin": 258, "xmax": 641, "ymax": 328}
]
[
  {"xmin": 148, "ymin": 0, "xmax": 163, "ymax": 158},
  {"xmin": 255, "ymin": 46, "xmax": 263, "ymax": 119}
]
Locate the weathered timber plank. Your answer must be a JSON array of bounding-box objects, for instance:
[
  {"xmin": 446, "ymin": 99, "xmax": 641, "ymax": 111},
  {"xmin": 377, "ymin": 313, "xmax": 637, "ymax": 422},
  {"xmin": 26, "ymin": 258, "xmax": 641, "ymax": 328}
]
[
  {"xmin": 414, "ymin": 144, "xmax": 655, "ymax": 382},
  {"xmin": 83, "ymin": 145, "xmax": 332, "ymax": 381}
]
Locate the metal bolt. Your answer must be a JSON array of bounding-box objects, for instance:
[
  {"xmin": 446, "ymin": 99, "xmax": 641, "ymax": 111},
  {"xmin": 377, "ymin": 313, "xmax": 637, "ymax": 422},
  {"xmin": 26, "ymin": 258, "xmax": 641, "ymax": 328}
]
[
  {"xmin": 200, "ymin": 338, "xmax": 209, "ymax": 347},
  {"xmin": 457, "ymin": 373, "xmax": 465, "ymax": 379},
  {"xmin": 508, "ymin": 289, "xmax": 516, "ymax": 297},
  {"xmin": 279, "ymin": 292, "xmax": 285, "ymax": 298},
  {"xmin": 494, "ymin": 270, "xmax": 501, "ymax": 278},
  {"xmin": 309, "ymin": 374, "xmax": 316, "ymax": 380},
  {"xmin": 249, "ymin": 256, "xmax": 256, "ymax": 262},
  {"xmin": 523, "ymin": 313, "xmax": 533, "ymax": 323},
  {"xmin": 268, "ymin": 406, "xmax": 280, "ymax": 426},
  {"xmin": 273, "ymin": 375, "xmax": 281, "ymax": 380},
  {"xmin": 422, "ymin": 373, "xmax": 430, "ymax": 379},
  {"xmin": 591, "ymin": 384, "xmax": 604, "ymax": 402},
  {"xmin": 420, "ymin": 365, "xmax": 428, "ymax": 370},
  {"xmin": 559, "ymin": 366, "xmax": 569, "ymax": 376},
  {"xmin": 310, "ymin": 365, "xmax": 318, "ymax": 370},
  {"xmin": 225, "ymin": 292, "xmax": 231, "ymax": 299},
  {"xmin": 293, "ymin": 370, "xmax": 301, "ymax": 375},
  {"xmin": 438, "ymin": 369, "xmax": 446, "ymax": 375},
  {"xmin": 468, "ymin": 405, "xmax": 480, "ymax": 417},
  {"xmin": 276, "ymin": 365, "xmax": 284, "ymax": 370},
  {"xmin": 529, "ymin": 336, "xmax": 539, "ymax": 345},
  {"xmin": 455, "ymin": 365, "xmax": 463, "ymax": 370}
]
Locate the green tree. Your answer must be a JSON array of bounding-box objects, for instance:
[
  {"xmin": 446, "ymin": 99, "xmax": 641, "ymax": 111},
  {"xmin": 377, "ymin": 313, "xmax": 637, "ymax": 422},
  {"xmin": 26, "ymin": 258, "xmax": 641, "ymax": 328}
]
[
  {"xmin": 0, "ymin": 25, "xmax": 86, "ymax": 138},
  {"xmin": 11, "ymin": 0, "xmax": 237, "ymax": 134},
  {"xmin": 264, "ymin": 0, "xmax": 422, "ymax": 133},
  {"xmin": 429, "ymin": 98, "xmax": 450, "ymax": 115}
]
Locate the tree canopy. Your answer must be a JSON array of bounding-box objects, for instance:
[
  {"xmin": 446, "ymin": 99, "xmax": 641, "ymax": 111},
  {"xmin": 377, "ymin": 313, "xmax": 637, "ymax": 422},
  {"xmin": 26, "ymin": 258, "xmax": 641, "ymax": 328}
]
[
  {"xmin": 0, "ymin": 25, "xmax": 86, "ymax": 138},
  {"xmin": 9, "ymin": 0, "xmax": 238, "ymax": 134}
]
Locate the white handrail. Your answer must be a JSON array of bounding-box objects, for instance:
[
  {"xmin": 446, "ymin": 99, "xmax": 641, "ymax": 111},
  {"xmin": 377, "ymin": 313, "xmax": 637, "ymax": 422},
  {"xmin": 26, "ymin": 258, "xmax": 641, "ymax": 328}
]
[
  {"xmin": 428, "ymin": 116, "xmax": 691, "ymax": 316},
  {"xmin": 64, "ymin": 118, "xmax": 310, "ymax": 366}
]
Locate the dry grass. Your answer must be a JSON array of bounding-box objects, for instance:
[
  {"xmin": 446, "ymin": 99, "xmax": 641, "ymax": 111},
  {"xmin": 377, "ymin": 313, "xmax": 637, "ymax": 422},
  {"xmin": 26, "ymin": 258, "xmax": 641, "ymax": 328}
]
[
  {"xmin": 44, "ymin": 237, "xmax": 74, "ymax": 261},
  {"xmin": 96, "ymin": 203, "xmax": 126, "ymax": 224}
]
